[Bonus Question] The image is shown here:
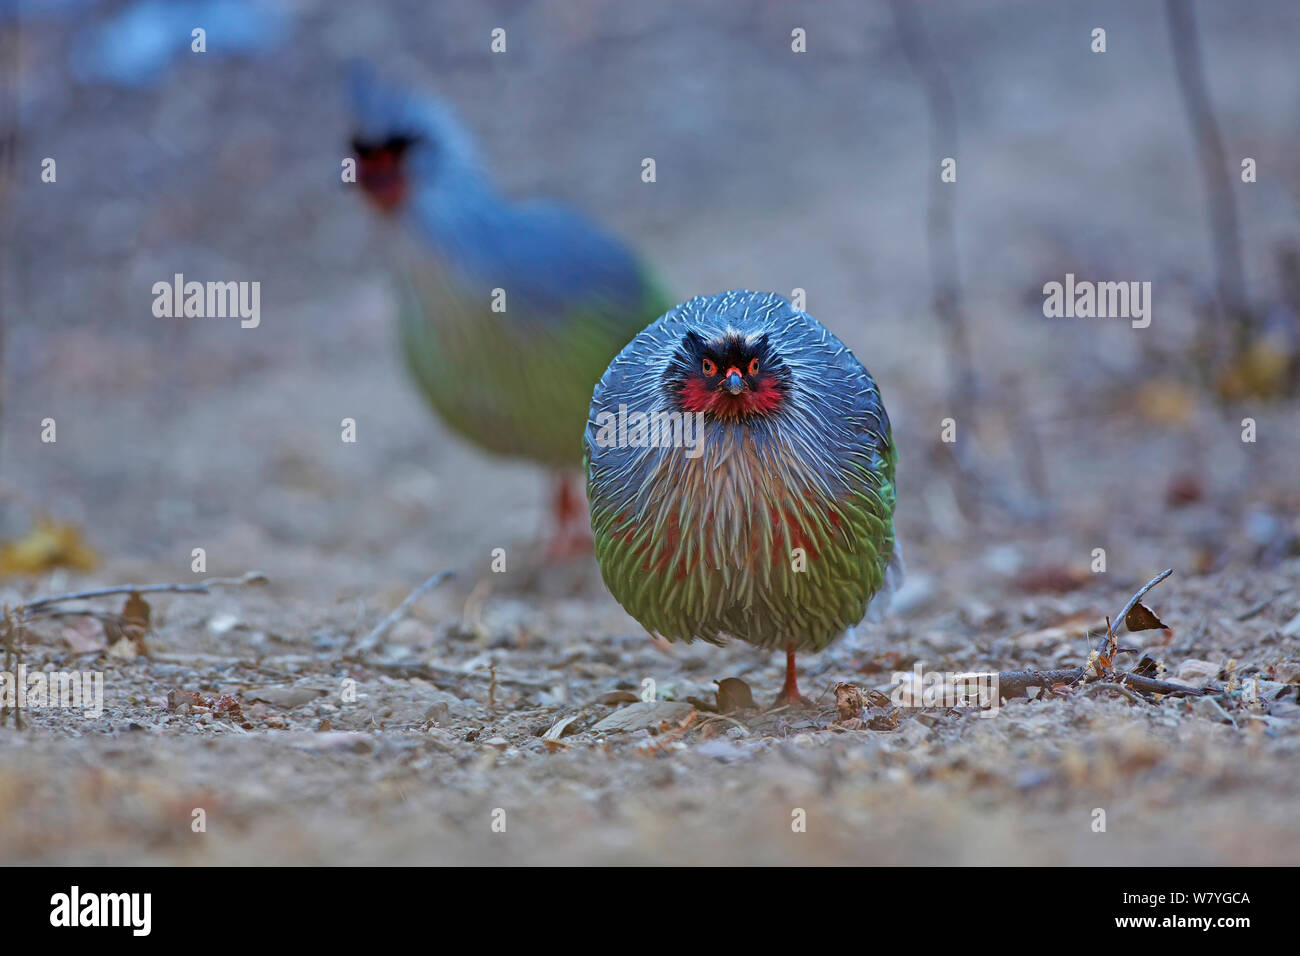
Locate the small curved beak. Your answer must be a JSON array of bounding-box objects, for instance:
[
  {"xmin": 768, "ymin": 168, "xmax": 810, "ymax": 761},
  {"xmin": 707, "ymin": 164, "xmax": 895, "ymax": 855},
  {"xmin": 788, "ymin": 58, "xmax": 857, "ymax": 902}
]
[{"xmin": 724, "ymin": 370, "xmax": 745, "ymax": 394}]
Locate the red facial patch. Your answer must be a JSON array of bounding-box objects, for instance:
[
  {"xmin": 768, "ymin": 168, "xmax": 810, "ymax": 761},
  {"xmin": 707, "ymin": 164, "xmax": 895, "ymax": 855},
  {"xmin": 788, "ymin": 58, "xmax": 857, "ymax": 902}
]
[
  {"xmin": 744, "ymin": 376, "xmax": 786, "ymax": 414},
  {"xmin": 679, "ymin": 374, "xmax": 786, "ymax": 418},
  {"xmin": 357, "ymin": 150, "xmax": 409, "ymax": 214}
]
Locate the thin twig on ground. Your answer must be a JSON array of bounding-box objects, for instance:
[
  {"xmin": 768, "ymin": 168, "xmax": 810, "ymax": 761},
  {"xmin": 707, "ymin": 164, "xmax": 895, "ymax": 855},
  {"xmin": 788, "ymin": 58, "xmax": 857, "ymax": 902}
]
[
  {"xmin": 17, "ymin": 572, "xmax": 268, "ymax": 614},
  {"xmin": 994, "ymin": 568, "xmax": 1220, "ymax": 704},
  {"xmin": 995, "ymin": 666, "xmax": 1207, "ymax": 701},
  {"xmin": 1236, "ymin": 589, "xmax": 1290, "ymax": 622},
  {"xmin": 348, "ymin": 569, "xmax": 454, "ymax": 657},
  {"xmin": 1095, "ymin": 567, "xmax": 1175, "ymax": 654}
]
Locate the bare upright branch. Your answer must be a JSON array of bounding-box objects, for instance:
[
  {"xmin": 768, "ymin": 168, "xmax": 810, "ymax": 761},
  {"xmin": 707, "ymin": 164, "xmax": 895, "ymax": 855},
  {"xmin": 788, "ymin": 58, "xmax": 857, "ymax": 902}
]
[
  {"xmin": 1165, "ymin": 0, "xmax": 1254, "ymax": 352},
  {"xmin": 888, "ymin": 0, "xmax": 976, "ymax": 410}
]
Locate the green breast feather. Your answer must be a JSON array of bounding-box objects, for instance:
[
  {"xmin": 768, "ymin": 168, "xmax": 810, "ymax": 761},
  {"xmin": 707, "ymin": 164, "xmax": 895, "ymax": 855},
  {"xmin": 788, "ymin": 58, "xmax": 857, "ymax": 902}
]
[{"xmin": 589, "ymin": 430, "xmax": 897, "ymax": 652}]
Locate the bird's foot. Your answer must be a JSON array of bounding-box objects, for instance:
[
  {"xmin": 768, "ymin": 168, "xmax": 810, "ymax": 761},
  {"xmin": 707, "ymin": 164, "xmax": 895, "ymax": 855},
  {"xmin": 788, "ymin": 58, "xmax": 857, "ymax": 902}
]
[
  {"xmin": 771, "ymin": 644, "xmax": 813, "ymax": 708},
  {"xmin": 770, "ymin": 688, "xmax": 814, "ymax": 709}
]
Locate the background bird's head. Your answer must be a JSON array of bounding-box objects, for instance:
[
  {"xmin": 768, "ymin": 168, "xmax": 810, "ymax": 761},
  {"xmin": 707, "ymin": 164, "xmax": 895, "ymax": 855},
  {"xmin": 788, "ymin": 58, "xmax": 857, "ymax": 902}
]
[
  {"xmin": 663, "ymin": 328, "xmax": 792, "ymax": 420},
  {"xmin": 346, "ymin": 62, "xmax": 486, "ymax": 215}
]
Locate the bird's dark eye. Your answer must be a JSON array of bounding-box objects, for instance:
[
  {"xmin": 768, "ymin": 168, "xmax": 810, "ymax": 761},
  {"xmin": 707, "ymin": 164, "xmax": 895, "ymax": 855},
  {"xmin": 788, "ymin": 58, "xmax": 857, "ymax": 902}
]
[
  {"xmin": 701, "ymin": 358, "xmax": 717, "ymax": 376},
  {"xmin": 748, "ymin": 358, "xmax": 760, "ymax": 375}
]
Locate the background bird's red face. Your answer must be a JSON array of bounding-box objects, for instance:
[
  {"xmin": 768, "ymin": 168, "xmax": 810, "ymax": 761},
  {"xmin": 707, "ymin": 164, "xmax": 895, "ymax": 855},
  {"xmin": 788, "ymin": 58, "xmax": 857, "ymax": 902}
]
[
  {"xmin": 351, "ymin": 134, "xmax": 416, "ymax": 213},
  {"xmin": 669, "ymin": 330, "xmax": 789, "ymax": 420}
]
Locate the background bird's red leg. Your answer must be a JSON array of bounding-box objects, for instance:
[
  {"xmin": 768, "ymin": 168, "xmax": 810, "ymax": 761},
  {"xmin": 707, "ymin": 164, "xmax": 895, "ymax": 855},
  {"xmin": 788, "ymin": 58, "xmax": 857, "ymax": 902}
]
[
  {"xmin": 547, "ymin": 471, "xmax": 592, "ymax": 559},
  {"xmin": 773, "ymin": 642, "xmax": 810, "ymax": 707}
]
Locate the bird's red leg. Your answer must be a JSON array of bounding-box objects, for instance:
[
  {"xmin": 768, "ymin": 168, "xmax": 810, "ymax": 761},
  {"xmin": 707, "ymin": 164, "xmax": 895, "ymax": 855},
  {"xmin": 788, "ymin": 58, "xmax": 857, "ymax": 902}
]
[
  {"xmin": 772, "ymin": 642, "xmax": 811, "ymax": 707},
  {"xmin": 546, "ymin": 471, "xmax": 592, "ymax": 560}
]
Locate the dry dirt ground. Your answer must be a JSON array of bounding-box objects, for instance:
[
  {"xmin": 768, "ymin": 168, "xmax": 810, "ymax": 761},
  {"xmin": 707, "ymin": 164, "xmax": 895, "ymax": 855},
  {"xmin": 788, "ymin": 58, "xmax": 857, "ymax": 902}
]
[{"xmin": 2, "ymin": 1, "xmax": 1299, "ymax": 864}]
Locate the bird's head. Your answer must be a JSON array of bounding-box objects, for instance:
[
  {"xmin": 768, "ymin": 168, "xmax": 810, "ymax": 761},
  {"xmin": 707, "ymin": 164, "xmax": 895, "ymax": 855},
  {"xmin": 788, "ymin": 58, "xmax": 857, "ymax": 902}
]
[
  {"xmin": 348, "ymin": 131, "xmax": 418, "ymax": 214},
  {"xmin": 346, "ymin": 62, "xmax": 484, "ymax": 216},
  {"xmin": 664, "ymin": 329, "xmax": 791, "ymax": 420}
]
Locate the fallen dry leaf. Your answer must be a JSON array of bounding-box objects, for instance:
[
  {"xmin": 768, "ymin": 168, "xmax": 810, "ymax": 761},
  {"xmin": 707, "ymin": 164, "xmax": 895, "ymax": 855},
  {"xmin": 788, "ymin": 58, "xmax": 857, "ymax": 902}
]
[
  {"xmin": 1132, "ymin": 653, "xmax": 1161, "ymax": 678},
  {"xmin": 121, "ymin": 592, "xmax": 151, "ymax": 629},
  {"xmin": 167, "ymin": 690, "xmax": 203, "ymax": 713},
  {"xmin": 166, "ymin": 689, "xmax": 252, "ymax": 728},
  {"xmin": 865, "ymin": 689, "xmax": 892, "ymax": 708},
  {"xmin": 111, "ymin": 591, "xmax": 151, "ymax": 657},
  {"xmin": 834, "ymin": 682, "xmax": 865, "ymax": 721},
  {"xmin": 867, "ymin": 709, "xmax": 900, "ymax": 732},
  {"xmin": 1125, "ymin": 601, "xmax": 1169, "ymax": 634},
  {"xmin": 715, "ymin": 677, "xmax": 755, "ymax": 713},
  {"xmin": 0, "ymin": 519, "xmax": 98, "ymax": 577}
]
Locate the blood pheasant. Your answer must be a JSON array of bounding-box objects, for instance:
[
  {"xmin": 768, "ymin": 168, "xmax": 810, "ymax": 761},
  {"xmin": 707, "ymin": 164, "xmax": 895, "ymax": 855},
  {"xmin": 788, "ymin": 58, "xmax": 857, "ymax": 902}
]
[
  {"xmin": 348, "ymin": 67, "xmax": 671, "ymax": 554},
  {"xmin": 585, "ymin": 291, "xmax": 899, "ymax": 704}
]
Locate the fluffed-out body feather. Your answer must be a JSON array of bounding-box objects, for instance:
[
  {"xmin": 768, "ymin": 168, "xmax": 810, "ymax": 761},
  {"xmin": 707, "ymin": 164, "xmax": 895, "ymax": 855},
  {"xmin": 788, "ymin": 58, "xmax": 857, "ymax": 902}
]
[{"xmin": 585, "ymin": 291, "xmax": 897, "ymax": 652}]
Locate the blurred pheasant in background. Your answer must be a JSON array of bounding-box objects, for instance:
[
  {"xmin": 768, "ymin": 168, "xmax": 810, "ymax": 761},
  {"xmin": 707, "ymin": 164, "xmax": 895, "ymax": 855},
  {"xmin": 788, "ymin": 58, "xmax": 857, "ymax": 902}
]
[
  {"xmin": 347, "ymin": 65, "xmax": 671, "ymax": 556},
  {"xmin": 585, "ymin": 291, "xmax": 899, "ymax": 705}
]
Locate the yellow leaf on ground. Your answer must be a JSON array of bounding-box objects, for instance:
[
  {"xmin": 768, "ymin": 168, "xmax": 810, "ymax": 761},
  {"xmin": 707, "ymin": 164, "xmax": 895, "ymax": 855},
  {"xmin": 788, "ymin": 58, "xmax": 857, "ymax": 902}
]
[{"xmin": 0, "ymin": 520, "xmax": 98, "ymax": 577}]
